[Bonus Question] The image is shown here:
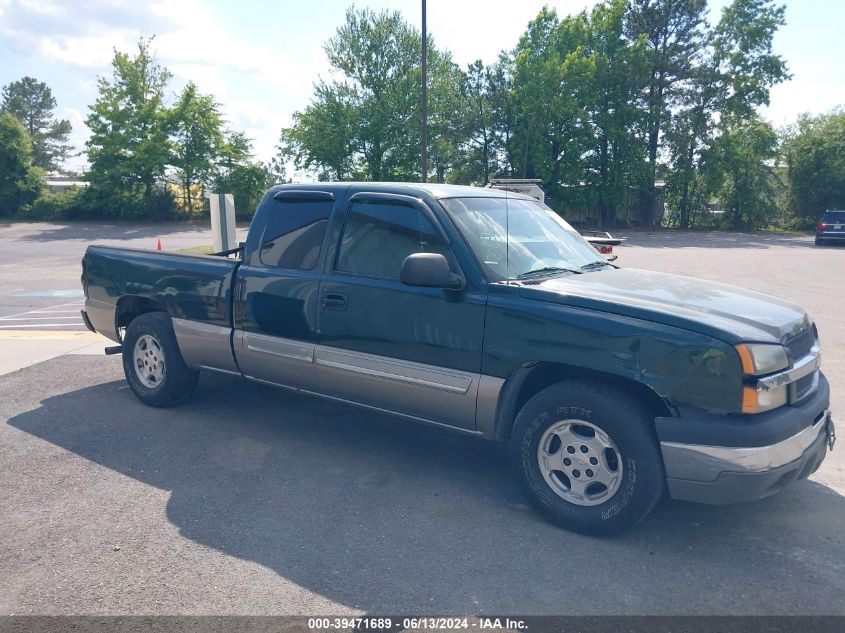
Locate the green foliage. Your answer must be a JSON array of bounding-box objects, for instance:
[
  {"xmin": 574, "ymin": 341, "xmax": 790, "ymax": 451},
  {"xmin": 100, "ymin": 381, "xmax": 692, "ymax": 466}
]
[
  {"xmin": 782, "ymin": 109, "xmax": 845, "ymax": 226},
  {"xmin": 282, "ymin": 7, "xmax": 461, "ymax": 182},
  {"xmin": 1, "ymin": 76, "xmax": 72, "ymax": 171},
  {"xmin": 0, "ymin": 112, "xmax": 43, "ymax": 216},
  {"xmin": 712, "ymin": 114, "xmax": 781, "ymax": 230},
  {"xmin": 170, "ymin": 82, "xmax": 225, "ymax": 213},
  {"xmin": 713, "ymin": 0, "xmax": 789, "ymax": 118},
  {"xmin": 213, "ymin": 132, "xmax": 275, "ymax": 217},
  {"xmin": 85, "ymin": 37, "xmax": 174, "ymax": 218},
  {"xmin": 625, "ymin": 0, "xmax": 709, "ymax": 190},
  {"xmin": 4, "ymin": 2, "xmax": 808, "ymax": 230},
  {"xmin": 18, "ymin": 187, "xmax": 85, "ymax": 221}
]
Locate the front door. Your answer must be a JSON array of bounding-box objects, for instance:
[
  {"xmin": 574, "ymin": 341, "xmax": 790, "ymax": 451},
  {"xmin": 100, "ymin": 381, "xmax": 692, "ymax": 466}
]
[{"xmin": 315, "ymin": 193, "xmax": 487, "ymax": 430}]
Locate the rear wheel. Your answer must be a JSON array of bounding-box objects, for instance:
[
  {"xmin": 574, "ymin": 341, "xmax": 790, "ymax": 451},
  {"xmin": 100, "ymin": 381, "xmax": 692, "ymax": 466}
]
[
  {"xmin": 815, "ymin": 237, "xmax": 824, "ymax": 246},
  {"xmin": 510, "ymin": 380, "xmax": 665, "ymax": 536},
  {"xmin": 122, "ymin": 312, "xmax": 198, "ymax": 407}
]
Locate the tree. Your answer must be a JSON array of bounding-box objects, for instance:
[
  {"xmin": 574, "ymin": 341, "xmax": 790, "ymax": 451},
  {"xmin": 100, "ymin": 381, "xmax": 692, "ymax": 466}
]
[
  {"xmin": 625, "ymin": 0, "xmax": 709, "ymax": 223},
  {"xmin": 782, "ymin": 109, "xmax": 845, "ymax": 226},
  {"xmin": 213, "ymin": 132, "xmax": 274, "ymax": 216},
  {"xmin": 0, "ymin": 112, "xmax": 43, "ymax": 216},
  {"xmin": 280, "ymin": 81, "xmax": 358, "ymax": 180},
  {"xmin": 453, "ymin": 60, "xmax": 495, "ymax": 185},
  {"xmin": 511, "ymin": 7, "xmax": 594, "ymax": 205},
  {"xmin": 170, "ymin": 82, "xmax": 225, "ymax": 213},
  {"xmin": 713, "ymin": 114, "xmax": 780, "ymax": 229},
  {"xmin": 666, "ymin": 0, "xmax": 787, "ymax": 228},
  {"xmin": 85, "ymin": 37, "xmax": 173, "ymax": 217},
  {"xmin": 486, "ymin": 55, "xmax": 520, "ymax": 177},
  {"xmin": 584, "ymin": 0, "xmax": 650, "ymax": 226},
  {"xmin": 282, "ymin": 7, "xmax": 464, "ymax": 182},
  {"xmin": 713, "ymin": 0, "xmax": 789, "ymax": 119},
  {"xmin": 1, "ymin": 76, "xmax": 72, "ymax": 171}
]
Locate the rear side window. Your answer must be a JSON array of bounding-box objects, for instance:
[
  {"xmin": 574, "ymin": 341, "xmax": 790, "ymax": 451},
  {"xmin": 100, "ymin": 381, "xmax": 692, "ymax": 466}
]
[
  {"xmin": 259, "ymin": 198, "xmax": 333, "ymax": 269},
  {"xmin": 822, "ymin": 211, "xmax": 845, "ymax": 223},
  {"xmin": 335, "ymin": 199, "xmax": 448, "ymax": 279}
]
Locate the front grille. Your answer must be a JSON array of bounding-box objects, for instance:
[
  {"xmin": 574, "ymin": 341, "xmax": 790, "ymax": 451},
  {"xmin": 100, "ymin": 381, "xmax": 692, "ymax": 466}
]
[
  {"xmin": 792, "ymin": 372, "xmax": 817, "ymax": 402},
  {"xmin": 785, "ymin": 328, "xmax": 814, "ymax": 363}
]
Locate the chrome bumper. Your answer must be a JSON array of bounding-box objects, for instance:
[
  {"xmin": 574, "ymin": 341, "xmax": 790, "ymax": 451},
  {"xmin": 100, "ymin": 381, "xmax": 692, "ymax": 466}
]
[{"xmin": 662, "ymin": 409, "xmax": 834, "ymax": 504}]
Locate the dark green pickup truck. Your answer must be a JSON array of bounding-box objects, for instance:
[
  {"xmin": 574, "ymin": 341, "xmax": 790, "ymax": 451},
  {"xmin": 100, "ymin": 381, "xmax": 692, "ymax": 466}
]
[{"xmin": 81, "ymin": 183, "xmax": 835, "ymax": 535}]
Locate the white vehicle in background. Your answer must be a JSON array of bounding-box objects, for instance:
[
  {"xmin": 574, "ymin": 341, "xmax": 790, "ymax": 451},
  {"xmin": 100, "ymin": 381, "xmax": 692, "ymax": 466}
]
[{"xmin": 485, "ymin": 179, "xmax": 624, "ymax": 261}]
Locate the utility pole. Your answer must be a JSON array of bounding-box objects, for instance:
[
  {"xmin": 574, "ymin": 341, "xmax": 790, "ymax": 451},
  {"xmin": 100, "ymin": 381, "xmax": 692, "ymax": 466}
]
[
  {"xmin": 421, "ymin": 0, "xmax": 428, "ymax": 183},
  {"xmin": 522, "ymin": 113, "xmax": 534, "ymax": 178}
]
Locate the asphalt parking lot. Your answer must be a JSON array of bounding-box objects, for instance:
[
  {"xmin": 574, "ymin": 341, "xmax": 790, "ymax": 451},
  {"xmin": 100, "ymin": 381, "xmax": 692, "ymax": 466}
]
[{"xmin": 0, "ymin": 223, "xmax": 843, "ymax": 615}]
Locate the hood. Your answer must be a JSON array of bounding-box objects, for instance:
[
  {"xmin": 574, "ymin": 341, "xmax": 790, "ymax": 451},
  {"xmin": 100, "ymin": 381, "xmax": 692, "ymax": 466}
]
[{"xmin": 518, "ymin": 268, "xmax": 810, "ymax": 344}]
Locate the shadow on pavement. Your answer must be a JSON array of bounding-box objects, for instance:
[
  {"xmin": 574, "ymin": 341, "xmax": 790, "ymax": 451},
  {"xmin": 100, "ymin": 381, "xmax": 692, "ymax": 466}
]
[{"xmin": 7, "ymin": 363, "xmax": 845, "ymax": 614}]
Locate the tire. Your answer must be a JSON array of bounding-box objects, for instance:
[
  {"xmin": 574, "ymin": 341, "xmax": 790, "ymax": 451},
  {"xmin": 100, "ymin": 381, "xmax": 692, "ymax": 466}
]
[
  {"xmin": 121, "ymin": 312, "xmax": 199, "ymax": 407},
  {"xmin": 815, "ymin": 237, "xmax": 823, "ymax": 246},
  {"xmin": 510, "ymin": 380, "xmax": 664, "ymax": 536}
]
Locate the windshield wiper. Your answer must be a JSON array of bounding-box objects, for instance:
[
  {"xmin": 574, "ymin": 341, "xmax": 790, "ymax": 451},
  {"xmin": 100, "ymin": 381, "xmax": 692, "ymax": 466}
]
[
  {"xmin": 580, "ymin": 260, "xmax": 613, "ymax": 271},
  {"xmin": 516, "ymin": 266, "xmax": 582, "ymax": 279}
]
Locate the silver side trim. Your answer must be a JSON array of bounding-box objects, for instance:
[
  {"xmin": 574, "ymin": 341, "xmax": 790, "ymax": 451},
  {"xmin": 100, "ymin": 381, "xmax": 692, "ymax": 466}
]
[
  {"xmin": 172, "ymin": 318, "xmax": 239, "ymax": 373},
  {"xmin": 229, "ymin": 331, "xmax": 506, "ymax": 435},
  {"xmin": 315, "ymin": 347, "xmax": 473, "ymax": 395},
  {"xmin": 244, "ymin": 375, "xmax": 484, "ymax": 436},
  {"xmin": 243, "ymin": 331, "xmax": 315, "ymax": 363},
  {"xmin": 200, "ymin": 366, "xmax": 241, "ymax": 377},
  {"xmin": 660, "ymin": 409, "xmax": 830, "ymax": 481}
]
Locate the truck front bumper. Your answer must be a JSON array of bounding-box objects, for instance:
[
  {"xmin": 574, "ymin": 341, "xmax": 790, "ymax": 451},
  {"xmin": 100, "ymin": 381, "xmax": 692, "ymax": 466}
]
[{"xmin": 657, "ymin": 374, "xmax": 834, "ymax": 504}]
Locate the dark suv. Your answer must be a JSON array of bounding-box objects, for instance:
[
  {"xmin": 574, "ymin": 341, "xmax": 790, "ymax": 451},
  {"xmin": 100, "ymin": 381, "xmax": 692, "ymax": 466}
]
[{"xmin": 816, "ymin": 210, "xmax": 845, "ymax": 245}]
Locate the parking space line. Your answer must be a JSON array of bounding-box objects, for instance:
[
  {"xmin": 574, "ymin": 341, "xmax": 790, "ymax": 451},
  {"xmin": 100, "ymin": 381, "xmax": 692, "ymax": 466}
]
[
  {"xmin": 0, "ymin": 302, "xmax": 78, "ymax": 320},
  {"xmin": 0, "ymin": 323, "xmax": 84, "ymax": 328},
  {"xmin": 0, "ymin": 316, "xmax": 81, "ymax": 321},
  {"xmin": 0, "ymin": 330, "xmax": 100, "ymax": 339}
]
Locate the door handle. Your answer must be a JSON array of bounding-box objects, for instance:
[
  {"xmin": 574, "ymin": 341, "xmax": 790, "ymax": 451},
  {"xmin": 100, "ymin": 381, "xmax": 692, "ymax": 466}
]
[{"xmin": 321, "ymin": 292, "xmax": 348, "ymax": 310}]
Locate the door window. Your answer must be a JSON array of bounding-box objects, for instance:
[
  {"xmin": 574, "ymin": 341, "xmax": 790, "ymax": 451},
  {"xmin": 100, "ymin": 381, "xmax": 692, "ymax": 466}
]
[
  {"xmin": 335, "ymin": 199, "xmax": 448, "ymax": 279},
  {"xmin": 259, "ymin": 198, "xmax": 333, "ymax": 269}
]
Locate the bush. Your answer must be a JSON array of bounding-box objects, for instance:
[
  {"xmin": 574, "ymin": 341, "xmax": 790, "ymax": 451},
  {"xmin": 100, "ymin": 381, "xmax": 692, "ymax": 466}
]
[
  {"xmin": 18, "ymin": 185, "xmax": 180, "ymax": 221},
  {"xmin": 19, "ymin": 187, "xmax": 85, "ymax": 220}
]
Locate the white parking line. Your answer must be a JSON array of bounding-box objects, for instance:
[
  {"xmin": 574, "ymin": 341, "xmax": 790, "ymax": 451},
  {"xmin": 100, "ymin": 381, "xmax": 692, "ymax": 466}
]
[
  {"xmin": 0, "ymin": 316, "xmax": 81, "ymax": 321},
  {"xmin": 29, "ymin": 309, "xmax": 82, "ymax": 314},
  {"xmin": 0, "ymin": 323, "xmax": 83, "ymax": 328},
  {"xmin": 0, "ymin": 302, "xmax": 78, "ymax": 320}
]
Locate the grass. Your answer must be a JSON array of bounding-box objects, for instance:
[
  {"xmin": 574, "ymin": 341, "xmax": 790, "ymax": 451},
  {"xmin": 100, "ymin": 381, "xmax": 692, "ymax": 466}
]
[{"xmin": 175, "ymin": 245, "xmax": 214, "ymax": 256}]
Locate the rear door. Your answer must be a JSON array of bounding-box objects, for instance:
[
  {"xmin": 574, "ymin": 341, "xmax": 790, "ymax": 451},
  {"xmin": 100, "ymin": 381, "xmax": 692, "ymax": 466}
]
[
  {"xmin": 314, "ymin": 192, "xmax": 487, "ymax": 430},
  {"xmin": 233, "ymin": 190, "xmax": 335, "ymax": 389}
]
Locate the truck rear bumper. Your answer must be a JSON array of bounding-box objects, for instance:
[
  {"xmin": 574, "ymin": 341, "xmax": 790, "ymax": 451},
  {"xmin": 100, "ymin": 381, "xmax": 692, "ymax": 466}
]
[{"xmin": 657, "ymin": 374, "xmax": 834, "ymax": 504}]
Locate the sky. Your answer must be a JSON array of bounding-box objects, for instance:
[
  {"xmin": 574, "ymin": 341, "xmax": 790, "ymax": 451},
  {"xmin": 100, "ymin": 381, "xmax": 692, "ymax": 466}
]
[{"xmin": 1, "ymin": 0, "xmax": 843, "ymax": 174}]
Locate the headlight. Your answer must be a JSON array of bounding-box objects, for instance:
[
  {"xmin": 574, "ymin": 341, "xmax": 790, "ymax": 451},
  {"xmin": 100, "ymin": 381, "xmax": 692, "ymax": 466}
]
[
  {"xmin": 735, "ymin": 343, "xmax": 789, "ymax": 376},
  {"xmin": 742, "ymin": 384, "xmax": 788, "ymax": 414}
]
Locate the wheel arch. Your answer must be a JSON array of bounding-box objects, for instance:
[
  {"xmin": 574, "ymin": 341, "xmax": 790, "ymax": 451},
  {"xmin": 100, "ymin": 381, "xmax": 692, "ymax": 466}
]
[
  {"xmin": 492, "ymin": 362, "xmax": 672, "ymax": 441},
  {"xmin": 115, "ymin": 295, "xmax": 169, "ymax": 340}
]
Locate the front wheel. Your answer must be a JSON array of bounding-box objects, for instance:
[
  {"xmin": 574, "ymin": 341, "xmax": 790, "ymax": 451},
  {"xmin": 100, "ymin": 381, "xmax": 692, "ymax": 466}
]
[
  {"xmin": 510, "ymin": 380, "xmax": 665, "ymax": 536},
  {"xmin": 122, "ymin": 312, "xmax": 198, "ymax": 407}
]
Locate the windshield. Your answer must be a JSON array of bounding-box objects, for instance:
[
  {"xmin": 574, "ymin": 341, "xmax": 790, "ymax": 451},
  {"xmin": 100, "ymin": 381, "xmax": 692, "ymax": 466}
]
[
  {"xmin": 822, "ymin": 211, "xmax": 845, "ymax": 223},
  {"xmin": 441, "ymin": 196, "xmax": 608, "ymax": 280}
]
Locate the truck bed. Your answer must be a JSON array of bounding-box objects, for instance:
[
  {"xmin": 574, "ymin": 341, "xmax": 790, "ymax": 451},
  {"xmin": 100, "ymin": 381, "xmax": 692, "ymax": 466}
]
[{"xmin": 82, "ymin": 246, "xmax": 240, "ymax": 342}]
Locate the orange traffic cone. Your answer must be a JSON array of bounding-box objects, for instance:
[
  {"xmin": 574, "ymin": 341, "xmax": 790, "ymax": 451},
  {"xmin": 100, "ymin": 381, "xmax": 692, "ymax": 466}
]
[{"xmin": 156, "ymin": 239, "xmax": 162, "ymax": 251}]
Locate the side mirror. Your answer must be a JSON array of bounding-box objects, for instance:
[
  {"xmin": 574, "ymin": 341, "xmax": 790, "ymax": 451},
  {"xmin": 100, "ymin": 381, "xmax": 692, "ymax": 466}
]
[{"xmin": 400, "ymin": 253, "xmax": 463, "ymax": 289}]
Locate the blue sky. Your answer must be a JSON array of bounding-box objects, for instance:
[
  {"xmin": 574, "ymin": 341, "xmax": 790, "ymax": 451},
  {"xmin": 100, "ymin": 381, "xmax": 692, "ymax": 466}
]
[{"xmin": 1, "ymin": 0, "xmax": 843, "ymax": 174}]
